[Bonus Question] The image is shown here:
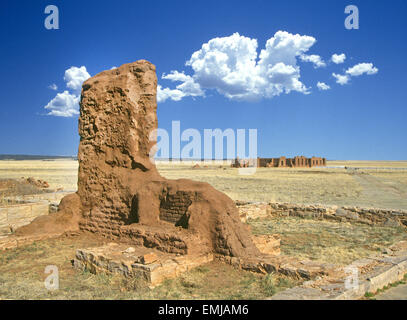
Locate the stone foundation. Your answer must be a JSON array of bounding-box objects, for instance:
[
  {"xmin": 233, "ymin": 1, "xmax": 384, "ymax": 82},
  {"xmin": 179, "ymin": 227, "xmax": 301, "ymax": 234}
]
[
  {"xmin": 0, "ymin": 202, "xmax": 51, "ymax": 235},
  {"xmin": 0, "ymin": 191, "xmax": 73, "ymax": 236},
  {"xmin": 271, "ymin": 241, "xmax": 407, "ymax": 300},
  {"xmin": 252, "ymin": 234, "xmax": 280, "ymax": 256},
  {"xmin": 0, "ymin": 232, "xmax": 67, "ymax": 251},
  {"xmin": 238, "ymin": 201, "xmax": 407, "ymax": 227},
  {"xmin": 73, "ymin": 243, "xmax": 214, "ymax": 287},
  {"xmin": 215, "ymin": 254, "xmax": 340, "ymax": 280}
]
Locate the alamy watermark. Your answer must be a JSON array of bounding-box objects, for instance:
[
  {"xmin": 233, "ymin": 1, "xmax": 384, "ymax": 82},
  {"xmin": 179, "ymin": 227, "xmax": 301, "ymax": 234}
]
[
  {"xmin": 44, "ymin": 265, "xmax": 59, "ymax": 291},
  {"xmin": 44, "ymin": 5, "xmax": 59, "ymax": 30},
  {"xmin": 148, "ymin": 121, "xmax": 258, "ymax": 175},
  {"xmin": 344, "ymin": 265, "xmax": 359, "ymax": 290},
  {"xmin": 345, "ymin": 5, "xmax": 359, "ymax": 30}
]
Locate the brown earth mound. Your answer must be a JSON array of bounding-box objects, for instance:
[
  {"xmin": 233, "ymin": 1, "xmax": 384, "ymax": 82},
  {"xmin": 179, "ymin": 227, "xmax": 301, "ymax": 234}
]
[
  {"xmin": 16, "ymin": 60, "xmax": 260, "ymax": 258},
  {"xmin": 15, "ymin": 193, "xmax": 81, "ymax": 235},
  {"xmin": 0, "ymin": 178, "xmax": 49, "ymax": 199},
  {"xmin": 26, "ymin": 177, "xmax": 49, "ymax": 189}
]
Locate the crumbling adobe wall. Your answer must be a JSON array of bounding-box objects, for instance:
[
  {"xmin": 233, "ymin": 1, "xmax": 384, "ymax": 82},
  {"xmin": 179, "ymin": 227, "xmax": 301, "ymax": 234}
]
[
  {"xmin": 254, "ymin": 156, "xmax": 327, "ymax": 168},
  {"xmin": 17, "ymin": 61, "xmax": 260, "ymax": 259},
  {"xmin": 76, "ymin": 61, "xmax": 161, "ymax": 235}
]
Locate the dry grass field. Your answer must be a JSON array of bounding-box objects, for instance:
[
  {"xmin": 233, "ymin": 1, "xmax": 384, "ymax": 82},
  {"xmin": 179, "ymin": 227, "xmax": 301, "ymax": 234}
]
[
  {"xmin": 1, "ymin": 159, "xmax": 407, "ymax": 299},
  {"xmin": 249, "ymin": 217, "xmax": 407, "ymax": 265},
  {"xmin": 1, "ymin": 159, "xmax": 407, "ymax": 209},
  {"xmin": 159, "ymin": 165, "xmax": 363, "ymax": 206},
  {"xmin": 329, "ymin": 160, "xmax": 407, "ymax": 168},
  {"xmin": 157, "ymin": 161, "xmax": 407, "ymax": 210},
  {"xmin": 0, "ymin": 160, "xmax": 78, "ymax": 192}
]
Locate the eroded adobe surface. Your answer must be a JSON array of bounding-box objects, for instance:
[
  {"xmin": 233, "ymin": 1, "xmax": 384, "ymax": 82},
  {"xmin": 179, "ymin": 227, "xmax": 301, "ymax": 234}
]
[{"xmin": 17, "ymin": 60, "xmax": 260, "ymax": 258}]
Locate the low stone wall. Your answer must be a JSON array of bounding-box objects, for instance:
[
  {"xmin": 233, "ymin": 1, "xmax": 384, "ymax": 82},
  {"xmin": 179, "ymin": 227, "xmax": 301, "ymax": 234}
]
[
  {"xmin": 0, "ymin": 192, "xmax": 73, "ymax": 236},
  {"xmin": 0, "ymin": 232, "xmax": 64, "ymax": 251},
  {"xmin": 74, "ymin": 242, "xmax": 339, "ymax": 286},
  {"xmin": 237, "ymin": 202, "xmax": 272, "ymax": 223},
  {"xmin": 73, "ymin": 243, "xmax": 214, "ymax": 287},
  {"xmin": 237, "ymin": 201, "xmax": 407, "ymax": 227},
  {"xmin": 252, "ymin": 234, "xmax": 280, "ymax": 256},
  {"xmin": 215, "ymin": 253, "xmax": 340, "ymax": 280},
  {"xmin": 0, "ymin": 202, "xmax": 50, "ymax": 235},
  {"xmin": 7, "ymin": 191, "xmax": 72, "ymax": 203},
  {"xmin": 271, "ymin": 241, "xmax": 407, "ymax": 300}
]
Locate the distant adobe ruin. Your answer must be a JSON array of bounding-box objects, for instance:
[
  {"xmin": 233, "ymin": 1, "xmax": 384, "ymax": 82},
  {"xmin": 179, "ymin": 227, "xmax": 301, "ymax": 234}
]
[
  {"xmin": 17, "ymin": 60, "xmax": 260, "ymax": 259},
  {"xmin": 258, "ymin": 156, "xmax": 326, "ymax": 168},
  {"xmin": 232, "ymin": 156, "xmax": 326, "ymax": 168}
]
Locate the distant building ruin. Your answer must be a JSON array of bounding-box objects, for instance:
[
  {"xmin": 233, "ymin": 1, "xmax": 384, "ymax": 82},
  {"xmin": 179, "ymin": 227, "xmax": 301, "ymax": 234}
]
[{"xmin": 232, "ymin": 156, "xmax": 326, "ymax": 168}]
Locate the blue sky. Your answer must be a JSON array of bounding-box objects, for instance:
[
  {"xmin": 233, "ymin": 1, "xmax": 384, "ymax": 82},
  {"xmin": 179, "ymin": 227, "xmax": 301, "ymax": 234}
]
[{"xmin": 0, "ymin": 0, "xmax": 406, "ymax": 160}]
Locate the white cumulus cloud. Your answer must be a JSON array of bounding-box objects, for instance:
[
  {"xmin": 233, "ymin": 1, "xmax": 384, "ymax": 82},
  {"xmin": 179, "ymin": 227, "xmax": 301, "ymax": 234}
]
[
  {"xmin": 157, "ymin": 85, "xmax": 185, "ymax": 103},
  {"xmin": 157, "ymin": 71, "xmax": 205, "ymax": 103},
  {"xmin": 44, "ymin": 91, "xmax": 80, "ymax": 117},
  {"xmin": 332, "ymin": 73, "xmax": 350, "ymax": 85},
  {"xmin": 300, "ymin": 54, "xmax": 326, "ymax": 68},
  {"xmin": 44, "ymin": 66, "xmax": 91, "ymax": 117},
  {"xmin": 48, "ymin": 83, "xmax": 58, "ymax": 90},
  {"xmin": 64, "ymin": 66, "xmax": 91, "ymax": 92},
  {"xmin": 346, "ymin": 63, "xmax": 378, "ymax": 76},
  {"xmin": 43, "ymin": 35, "xmax": 379, "ymax": 112},
  {"xmin": 331, "ymin": 62, "xmax": 378, "ymax": 87},
  {"xmin": 317, "ymin": 82, "xmax": 330, "ymax": 90},
  {"xmin": 159, "ymin": 31, "xmax": 318, "ymax": 102},
  {"xmin": 331, "ymin": 53, "xmax": 346, "ymax": 64}
]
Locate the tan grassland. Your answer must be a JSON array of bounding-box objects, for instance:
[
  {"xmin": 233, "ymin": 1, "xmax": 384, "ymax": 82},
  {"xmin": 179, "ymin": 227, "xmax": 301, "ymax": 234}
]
[
  {"xmin": 0, "ymin": 160, "xmax": 78, "ymax": 192},
  {"xmin": 249, "ymin": 217, "xmax": 407, "ymax": 265},
  {"xmin": 1, "ymin": 159, "xmax": 407, "ymax": 209},
  {"xmin": 1, "ymin": 159, "xmax": 407, "ymax": 299},
  {"xmin": 329, "ymin": 160, "xmax": 407, "ymax": 168}
]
